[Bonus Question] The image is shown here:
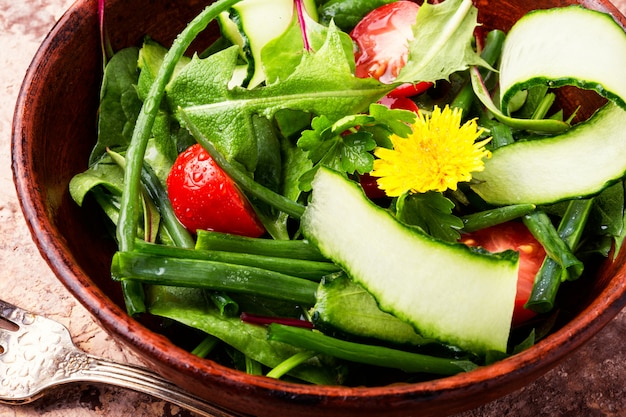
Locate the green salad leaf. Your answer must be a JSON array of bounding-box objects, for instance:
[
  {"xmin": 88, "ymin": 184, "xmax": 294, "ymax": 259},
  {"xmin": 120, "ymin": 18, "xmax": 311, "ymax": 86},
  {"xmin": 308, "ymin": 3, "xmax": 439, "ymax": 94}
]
[
  {"xmin": 318, "ymin": 0, "xmax": 397, "ymax": 31},
  {"xmin": 296, "ymin": 103, "xmax": 416, "ymax": 191},
  {"xmin": 262, "ymin": 5, "xmax": 355, "ymax": 85},
  {"xmin": 396, "ymin": 191, "xmax": 464, "ymax": 242},
  {"xmin": 92, "ymin": 47, "xmax": 142, "ymax": 164},
  {"xmin": 396, "ymin": 0, "xmax": 487, "ymax": 84},
  {"xmin": 166, "ymin": 24, "xmax": 392, "ymax": 174},
  {"xmin": 147, "ymin": 286, "xmax": 339, "ymax": 385},
  {"xmin": 69, "ymin": 155, "xmax": 124, "ymax": 206}
]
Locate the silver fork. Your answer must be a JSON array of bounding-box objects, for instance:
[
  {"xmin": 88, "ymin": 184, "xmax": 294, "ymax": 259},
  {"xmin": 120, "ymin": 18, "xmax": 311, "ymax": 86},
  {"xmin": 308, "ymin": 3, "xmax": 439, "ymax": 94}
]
[{"xmin": 0, "ymin": 298, "xmax": 245, "ymax": 417}]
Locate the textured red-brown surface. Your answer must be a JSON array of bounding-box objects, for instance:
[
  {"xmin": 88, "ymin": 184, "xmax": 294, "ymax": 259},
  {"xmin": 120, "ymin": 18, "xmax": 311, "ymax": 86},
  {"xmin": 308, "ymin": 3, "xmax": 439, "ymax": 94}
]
[{"xmin": 1, "ymin": 1, "xmax": 625, "ymax": 416}]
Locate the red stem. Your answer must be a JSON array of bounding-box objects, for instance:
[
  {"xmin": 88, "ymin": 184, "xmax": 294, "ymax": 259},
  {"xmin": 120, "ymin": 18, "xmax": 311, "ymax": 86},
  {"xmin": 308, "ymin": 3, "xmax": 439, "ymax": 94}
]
[
  {"xmin": 294, "ymin": 0, "xmax": 311, "ymax": 51},
  {"xmin": 98, "ymin": 0, "xmax": 106, "ymax": 66},
  {"xmin": 240, "ymin": 312, "xmax": 314, "ymax": 329}
]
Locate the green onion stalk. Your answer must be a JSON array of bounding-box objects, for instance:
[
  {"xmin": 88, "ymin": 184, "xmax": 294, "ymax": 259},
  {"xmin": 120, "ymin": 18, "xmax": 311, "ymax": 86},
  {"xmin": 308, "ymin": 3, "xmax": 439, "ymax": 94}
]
[{"xmin": 116, "ymin": 0, "xmax": 244, "ymax": 315}]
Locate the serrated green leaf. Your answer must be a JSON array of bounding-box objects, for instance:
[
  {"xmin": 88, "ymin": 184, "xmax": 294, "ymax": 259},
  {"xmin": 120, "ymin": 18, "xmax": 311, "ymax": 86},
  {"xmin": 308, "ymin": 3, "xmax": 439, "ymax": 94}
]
[
  {"xmin": 166, "ymin": 46, "xmax": 259, "ymax": 173},
  {"xmin": 262, "ymin": 5, "xmax": 354, "ymax": 84},
  {"xmin": 396, "ymin": 0, "xmax": 487, "ymax": 84},
  {"xmin": 166, "ymin": 25, "xmax": 391, "ymax": 175}
]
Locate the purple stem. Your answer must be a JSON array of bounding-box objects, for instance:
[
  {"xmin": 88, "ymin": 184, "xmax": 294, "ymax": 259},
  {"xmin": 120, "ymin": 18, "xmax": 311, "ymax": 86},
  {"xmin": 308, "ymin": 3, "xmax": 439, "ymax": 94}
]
[
  {"xmin": 241, "ymin": 312, "xmax": 314, "ymax": 329},
  {"xmin": 98, "ymin": 0, "xmax": 106, "ymax": 65},
  {"xmin": 294, "ymin": 0, "xmax": 311, "ymax": 51},
  {"xmin": 98, "ymin": 0, "xmax": 114, "ymax": 67}
]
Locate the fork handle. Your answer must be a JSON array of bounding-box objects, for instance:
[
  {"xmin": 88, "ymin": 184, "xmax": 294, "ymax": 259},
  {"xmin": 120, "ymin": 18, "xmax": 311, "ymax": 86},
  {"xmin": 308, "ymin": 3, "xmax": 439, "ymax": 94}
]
[{"xmin": 68, "ymin": 356, "xmax": 247, "ymax": 417}]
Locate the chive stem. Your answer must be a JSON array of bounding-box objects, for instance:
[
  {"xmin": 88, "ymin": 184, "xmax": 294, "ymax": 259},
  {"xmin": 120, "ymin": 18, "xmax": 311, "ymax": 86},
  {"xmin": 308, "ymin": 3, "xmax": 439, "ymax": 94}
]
[
  {"xmin": 526, "ymin": 199, "xmax": 593, "ymax": 313},
  {"xmin": 266, "ymin": 351, "xmax": 318, "ymax": 379},
  {"xmin": 113, "ymin": 251, "xmax": 318, "ymax": 305},
  {"xmin": 196, "ymin": 230, "xmax": 327, "ymax": 261},
  {"xmin": 246, "ymin": 356, "xmax": 264, "ymax": 376},
  {"xmin": 117, "ymin": 0, "xmax": 243, "ymax": 254},
  {"xmin": 461, "ymin": 204, "xmax": 536, "ymax": 232},
  {"xmin": 267, "ymin": 324, "xmax": 477, "ymax": 375},
  {"xmin": 140, "ymin": 162, "xmax": 195, "ymax": 249},
  {"xmin": 522, "ymin": 210, "xmax": 584, "ymax": 280},
  {"xmin": 134, "ymin": 239, "xmax": 339, "ymax": 280},
  {"xmin": 191, "ymin": 335, "xmax": 220, "ymax": 358}
]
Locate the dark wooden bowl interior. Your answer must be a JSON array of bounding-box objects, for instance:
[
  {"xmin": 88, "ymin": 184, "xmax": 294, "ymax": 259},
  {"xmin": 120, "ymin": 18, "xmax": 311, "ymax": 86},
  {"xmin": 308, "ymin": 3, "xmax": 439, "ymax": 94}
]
[{"xmin": 12, "ymin": 1, "xmax": 626, "ymax": 416}]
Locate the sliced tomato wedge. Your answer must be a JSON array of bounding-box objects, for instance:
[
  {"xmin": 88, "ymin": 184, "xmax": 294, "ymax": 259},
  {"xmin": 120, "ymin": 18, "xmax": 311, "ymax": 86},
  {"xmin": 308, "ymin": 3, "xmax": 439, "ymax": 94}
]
[
  {"xmin": 358, "ymin": 173, "xmax": 388, "ymax": 200},
  {"xmin": 377, "ymin": 94, "xmax": 419, "ymax": 113},
  {"xmin": 459, "ymin": 222, "xmax": 546, "ymax": 326},
  {"xmin": 387, "ymin": 81, "xmax": 433, "ymax": 98},
  {"xmin": 350, "ymin": 1, "xmax": 433, "ymax": 95},
  {"xmin": 166, "ymin": 144, "xmax": 265, "ymax": 237}
]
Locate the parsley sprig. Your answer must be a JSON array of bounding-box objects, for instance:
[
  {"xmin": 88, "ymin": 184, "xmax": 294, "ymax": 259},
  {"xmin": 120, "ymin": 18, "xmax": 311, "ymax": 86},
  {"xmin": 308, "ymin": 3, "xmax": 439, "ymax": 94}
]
[{"xmin": 297, "ymin": 103, "xmax": 416, "ymax": 191}]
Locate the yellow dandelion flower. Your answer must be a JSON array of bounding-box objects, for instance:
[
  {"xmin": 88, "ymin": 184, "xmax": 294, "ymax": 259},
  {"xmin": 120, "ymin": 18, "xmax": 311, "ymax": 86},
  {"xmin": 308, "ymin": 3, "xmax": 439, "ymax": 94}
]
[{"xmin": 370, "ymin": 105, "xmax": 491, "ymax": 197}]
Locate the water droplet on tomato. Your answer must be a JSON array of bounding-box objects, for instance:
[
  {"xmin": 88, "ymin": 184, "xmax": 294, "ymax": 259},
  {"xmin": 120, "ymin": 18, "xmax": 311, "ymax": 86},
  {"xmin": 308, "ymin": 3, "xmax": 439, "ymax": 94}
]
[
  {"xmin": 192, "ymin": 171, "xmax": 204, "ymax": 183},
  {"xmin": 197, "ymin": 150, "xmax": 210, "ymax": 161}
]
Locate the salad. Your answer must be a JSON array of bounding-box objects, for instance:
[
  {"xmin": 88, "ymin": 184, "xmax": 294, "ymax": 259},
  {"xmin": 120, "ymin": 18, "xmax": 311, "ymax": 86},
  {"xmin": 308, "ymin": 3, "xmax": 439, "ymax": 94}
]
[{"xmin": 70, "ymin": 0, "xmax": 626, "ymax": 386}]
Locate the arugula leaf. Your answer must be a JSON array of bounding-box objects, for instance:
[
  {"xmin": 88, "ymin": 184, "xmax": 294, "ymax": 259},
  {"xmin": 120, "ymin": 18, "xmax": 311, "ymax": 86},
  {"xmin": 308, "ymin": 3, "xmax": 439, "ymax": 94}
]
[
  {"xmin": 166, "ymin": 24, "xmax": 392, "ymax": 175},
  {"xmin": 136, "ymin": 38, "xmax": 191, "ymax": 101},
  {"xmin": 262, "ymin": 4, "xmax": 355, "ymax": 85},
  {"xmin": 396, "ymin": 191, "xmax": 464, "ymax": 242}
]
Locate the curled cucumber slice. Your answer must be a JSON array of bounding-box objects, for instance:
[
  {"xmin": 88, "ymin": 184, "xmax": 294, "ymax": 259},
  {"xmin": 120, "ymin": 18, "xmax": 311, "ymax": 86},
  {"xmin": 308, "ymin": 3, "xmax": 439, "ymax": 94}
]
[
  {"xmin": 472, "ymin": 102, "xmax": 626, "ymax": 205},
  {"xmin": 499, "ymin": 6, "xmax": 626, "ymax": 113},
  {"xmin": 471, "ymin": 6, "xmax": 626, "ymax": 206}
]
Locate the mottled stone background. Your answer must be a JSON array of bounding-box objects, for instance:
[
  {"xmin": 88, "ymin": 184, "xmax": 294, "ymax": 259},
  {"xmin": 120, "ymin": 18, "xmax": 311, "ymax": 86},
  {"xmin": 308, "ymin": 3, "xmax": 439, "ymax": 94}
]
[{"xmin": 0, "ymin": 1, "xmax": 625, "ymax": 416}]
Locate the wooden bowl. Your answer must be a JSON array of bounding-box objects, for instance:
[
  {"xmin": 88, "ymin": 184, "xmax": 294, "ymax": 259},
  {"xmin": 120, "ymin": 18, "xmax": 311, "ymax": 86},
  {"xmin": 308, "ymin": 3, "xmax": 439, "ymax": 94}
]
[{"xmin": 12, "ymin": 1, "xmax": 626, "ymax": 416}]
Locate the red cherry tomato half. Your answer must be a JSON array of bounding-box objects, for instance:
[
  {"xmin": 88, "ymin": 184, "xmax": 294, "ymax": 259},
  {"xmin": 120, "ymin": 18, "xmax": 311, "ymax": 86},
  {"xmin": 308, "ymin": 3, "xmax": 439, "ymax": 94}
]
[
  {"xmin": 459, "ymin": 222, "xmax": 546, "ymax": 326},
  {"xmin": 387, "ymin": 81, "xmax": 433, "ymax": 98},
  {"xmin": 359, "ymin": 173, "xmax": 388, "ymax": 200},
  {"xmin": 377, "ymin": 94, "xmax": 419, "ymax": 113},
  {"xmin": 351, "ymin": 1, "xmax": 420, "ymax": 84},
  {"xmin": 166, "ymin": 144, "xmax": 265, "ymax": 237}
]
